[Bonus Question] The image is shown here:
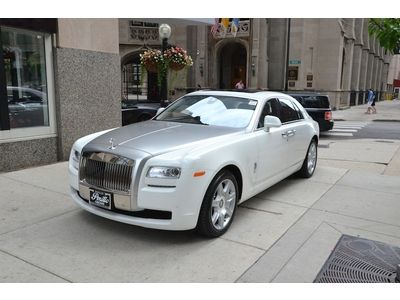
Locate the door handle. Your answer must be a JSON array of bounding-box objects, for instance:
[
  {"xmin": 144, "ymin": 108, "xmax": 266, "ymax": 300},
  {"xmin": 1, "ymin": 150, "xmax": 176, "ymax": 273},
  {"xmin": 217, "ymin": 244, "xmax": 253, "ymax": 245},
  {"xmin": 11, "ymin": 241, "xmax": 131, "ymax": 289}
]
[{"xmin": 287, "ymin": 129, "xmax": 296, "ymax": 137}]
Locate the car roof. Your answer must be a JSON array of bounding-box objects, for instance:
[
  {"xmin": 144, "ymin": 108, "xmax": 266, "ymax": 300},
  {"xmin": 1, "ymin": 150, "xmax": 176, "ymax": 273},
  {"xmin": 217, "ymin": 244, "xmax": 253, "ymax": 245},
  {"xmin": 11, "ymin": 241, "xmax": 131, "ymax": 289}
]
[
  {"xmin": 187, "ymin": 90, "xmax": 293, "ymax": 101},
  {"xmin": 286, "ymin": 92, "xmax": 328, "ymax": 97}
]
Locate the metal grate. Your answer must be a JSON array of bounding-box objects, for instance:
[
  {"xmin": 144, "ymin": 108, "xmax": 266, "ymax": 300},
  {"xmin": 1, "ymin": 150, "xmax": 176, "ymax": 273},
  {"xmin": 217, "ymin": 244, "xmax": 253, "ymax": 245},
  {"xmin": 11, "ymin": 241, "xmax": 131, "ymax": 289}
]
[
  {"xmin": 80, "ymin": 152, "xmax": 134, "ymax": 193},
  {"xmin": 314, "ymin": 235, "xmax": 400, "ymax": 283}
]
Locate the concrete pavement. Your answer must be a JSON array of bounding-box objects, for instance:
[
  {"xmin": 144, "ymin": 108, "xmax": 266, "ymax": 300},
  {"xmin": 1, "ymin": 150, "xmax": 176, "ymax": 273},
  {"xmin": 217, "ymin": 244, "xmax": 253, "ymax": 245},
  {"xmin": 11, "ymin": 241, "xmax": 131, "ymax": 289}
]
[
  {"xmin": 333, "ymin": 99, "xmax": 400, "ymax": 122},
  {"xmin": 1, "ymin": 143, "xmax": 400, "ymax": 282},
  {"xmin": 1, "ymin": 100, "xmax": 400, "ymax": 282}
]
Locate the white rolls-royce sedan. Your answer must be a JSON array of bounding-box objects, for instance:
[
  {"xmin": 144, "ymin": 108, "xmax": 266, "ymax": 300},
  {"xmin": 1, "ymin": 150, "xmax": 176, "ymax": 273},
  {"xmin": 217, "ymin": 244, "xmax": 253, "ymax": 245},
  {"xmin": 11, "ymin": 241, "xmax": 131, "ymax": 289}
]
[{"xmin": 69, "ymin": 91, "xmax": 319, "ymax": 237}]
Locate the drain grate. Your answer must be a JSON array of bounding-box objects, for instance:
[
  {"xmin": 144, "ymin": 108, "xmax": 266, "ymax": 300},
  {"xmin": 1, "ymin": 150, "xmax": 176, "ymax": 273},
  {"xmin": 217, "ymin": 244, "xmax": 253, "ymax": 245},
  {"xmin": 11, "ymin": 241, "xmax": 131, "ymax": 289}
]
[{"xmin": 314, "ymin": 235, "xmax": 400, "ymax": 283}]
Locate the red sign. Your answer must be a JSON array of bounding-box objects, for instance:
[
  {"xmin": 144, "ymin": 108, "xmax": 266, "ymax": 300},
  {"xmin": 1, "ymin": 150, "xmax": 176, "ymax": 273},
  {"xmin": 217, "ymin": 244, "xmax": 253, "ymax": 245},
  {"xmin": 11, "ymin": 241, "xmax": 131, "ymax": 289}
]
[{"xmin": 394, "ymin": 79, "xmax": 400, "ymax": 87}]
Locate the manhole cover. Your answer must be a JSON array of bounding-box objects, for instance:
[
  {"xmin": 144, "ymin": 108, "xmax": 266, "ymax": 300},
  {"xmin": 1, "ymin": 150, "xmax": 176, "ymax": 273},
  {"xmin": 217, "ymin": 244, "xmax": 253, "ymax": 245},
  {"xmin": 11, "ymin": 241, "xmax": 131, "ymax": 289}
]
[{"xmin": 314, "ymin": 235, "xmax": 400, "ymax": 283}]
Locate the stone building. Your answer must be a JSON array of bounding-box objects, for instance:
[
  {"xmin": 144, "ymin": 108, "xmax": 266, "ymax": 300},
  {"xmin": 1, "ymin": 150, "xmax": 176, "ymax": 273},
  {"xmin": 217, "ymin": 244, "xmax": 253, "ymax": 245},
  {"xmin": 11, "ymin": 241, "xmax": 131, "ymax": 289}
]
[
  {"xmin": 121, "ymin": 18, "xmax": 392, "ymax": 110},
  {"xmin": 0, "ymin": 19, "xmax": 121, "ymax": 172}
]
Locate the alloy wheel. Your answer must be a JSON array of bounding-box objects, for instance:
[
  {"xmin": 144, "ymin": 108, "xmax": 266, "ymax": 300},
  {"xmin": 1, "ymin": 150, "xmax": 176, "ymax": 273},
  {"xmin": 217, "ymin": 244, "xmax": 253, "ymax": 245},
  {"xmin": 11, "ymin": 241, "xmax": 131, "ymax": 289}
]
[{"xmin": 210, "ymin": 179, "xmax": 236, "ymax": 230}]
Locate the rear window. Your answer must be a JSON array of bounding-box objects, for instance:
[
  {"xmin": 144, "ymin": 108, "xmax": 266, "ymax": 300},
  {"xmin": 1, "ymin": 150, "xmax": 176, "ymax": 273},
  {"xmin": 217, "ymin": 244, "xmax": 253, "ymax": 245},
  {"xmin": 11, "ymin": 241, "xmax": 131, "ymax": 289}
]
[{"xmin": 291, "ymin": 95, "xmax": 330, "ymax": 109}]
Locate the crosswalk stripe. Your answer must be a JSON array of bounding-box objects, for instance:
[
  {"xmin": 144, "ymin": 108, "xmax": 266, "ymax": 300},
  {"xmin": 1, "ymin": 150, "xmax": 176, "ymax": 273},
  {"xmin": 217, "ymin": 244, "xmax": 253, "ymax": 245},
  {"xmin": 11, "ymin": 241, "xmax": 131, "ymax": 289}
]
[
  {"xmin": 330, "ymin": 129, "xmax": 358, "ymax": 132},
  {"xmin": 322, "ymin": 132, "xmax": 354, "ymax": 137},
  {"xmin": 321, "ymin": 121, "xmax": 370, "ymax": 137},
  {"xmin": 333, "ymin": 124, "xmax": 365, "ymax": 129}
]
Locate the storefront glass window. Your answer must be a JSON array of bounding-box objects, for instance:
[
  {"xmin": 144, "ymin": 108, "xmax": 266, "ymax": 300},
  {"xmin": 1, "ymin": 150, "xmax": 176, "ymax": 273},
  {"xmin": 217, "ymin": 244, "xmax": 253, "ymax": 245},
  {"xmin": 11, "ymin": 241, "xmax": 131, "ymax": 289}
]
[{"xmin": 1, "ymin": 27, "xmax": 49, "ymax": 129}]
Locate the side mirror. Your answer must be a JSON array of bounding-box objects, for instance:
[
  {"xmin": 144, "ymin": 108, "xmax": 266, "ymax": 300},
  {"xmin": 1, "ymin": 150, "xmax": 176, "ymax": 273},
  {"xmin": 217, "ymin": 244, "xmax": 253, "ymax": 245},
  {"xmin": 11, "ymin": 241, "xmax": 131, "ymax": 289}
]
[
  {"xmin": 156, "ymin": 107, "xmax": 166, "ymax": 115},
  {"xmin": 264, "ymin": 115, "xmax": 282, "ymax": 132}
]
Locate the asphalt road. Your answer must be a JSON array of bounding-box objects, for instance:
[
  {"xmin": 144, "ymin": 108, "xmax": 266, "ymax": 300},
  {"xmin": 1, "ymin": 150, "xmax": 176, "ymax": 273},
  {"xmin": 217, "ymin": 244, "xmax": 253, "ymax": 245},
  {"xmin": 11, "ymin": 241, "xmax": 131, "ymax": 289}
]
[
  {"xmin": 321, "ymin": 121, "xmax": 400, "ymax": 141},
  {"xmin": 354, "ymin": 121, "xmax": 400, "ymax": 140}
]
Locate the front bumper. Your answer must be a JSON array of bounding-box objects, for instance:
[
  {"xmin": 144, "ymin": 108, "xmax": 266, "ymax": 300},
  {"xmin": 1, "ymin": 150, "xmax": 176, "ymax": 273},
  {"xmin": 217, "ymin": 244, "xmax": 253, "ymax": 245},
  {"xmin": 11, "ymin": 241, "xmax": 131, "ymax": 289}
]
[{"xmin": 69, "ymin": 166, "xmax": 213, "ymax": 231}]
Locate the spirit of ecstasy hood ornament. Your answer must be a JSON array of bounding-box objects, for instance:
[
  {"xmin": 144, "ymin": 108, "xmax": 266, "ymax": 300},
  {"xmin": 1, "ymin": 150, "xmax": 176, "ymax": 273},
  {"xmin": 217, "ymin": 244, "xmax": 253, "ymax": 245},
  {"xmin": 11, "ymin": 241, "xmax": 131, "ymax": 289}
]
[{"xmin": 109, "ymin": 138, "xmax": 117, "ymax": 150}]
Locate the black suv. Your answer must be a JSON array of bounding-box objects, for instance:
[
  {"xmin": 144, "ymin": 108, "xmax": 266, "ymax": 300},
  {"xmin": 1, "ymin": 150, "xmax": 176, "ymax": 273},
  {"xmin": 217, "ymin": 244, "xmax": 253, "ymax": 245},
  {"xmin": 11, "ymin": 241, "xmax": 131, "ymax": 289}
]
[{"xmin": 287, "ymin": 93, "xmax": 334, "ymax": 131}]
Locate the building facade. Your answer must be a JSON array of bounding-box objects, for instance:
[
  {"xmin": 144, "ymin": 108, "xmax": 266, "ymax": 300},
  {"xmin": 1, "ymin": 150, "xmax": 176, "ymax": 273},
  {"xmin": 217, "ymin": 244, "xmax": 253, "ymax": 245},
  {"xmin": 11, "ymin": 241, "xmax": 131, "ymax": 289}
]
[
  {"xmin": 0, "ymin": 19, "xmax": 121, "ymax": 172},
  {"xmin": 120, "ymin": 18, "xmax": 391, "ymax": 110},
  {"xmin": 388, "ymin": 55, "xmax": 400, "ymax": 98}
]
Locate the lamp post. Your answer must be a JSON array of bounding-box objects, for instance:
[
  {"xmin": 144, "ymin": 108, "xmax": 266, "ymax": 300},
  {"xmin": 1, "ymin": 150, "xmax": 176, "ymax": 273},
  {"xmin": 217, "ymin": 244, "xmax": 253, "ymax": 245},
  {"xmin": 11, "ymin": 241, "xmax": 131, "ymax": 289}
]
[
  {"xmin": 159, "ymin": 23, "xmax": 171, "ymax": 107},
  {"xmin": 284, "ymin": 18, "xmax": 291, "ymax": 92}
]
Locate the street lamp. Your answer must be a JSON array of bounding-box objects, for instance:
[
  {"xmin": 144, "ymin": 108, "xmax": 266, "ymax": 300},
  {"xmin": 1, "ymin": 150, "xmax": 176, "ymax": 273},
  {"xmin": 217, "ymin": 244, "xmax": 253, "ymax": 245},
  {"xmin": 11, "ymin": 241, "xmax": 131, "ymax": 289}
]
[{"xmin": 159, "ymin": 24, "xmax": 171, "ymax": 107}]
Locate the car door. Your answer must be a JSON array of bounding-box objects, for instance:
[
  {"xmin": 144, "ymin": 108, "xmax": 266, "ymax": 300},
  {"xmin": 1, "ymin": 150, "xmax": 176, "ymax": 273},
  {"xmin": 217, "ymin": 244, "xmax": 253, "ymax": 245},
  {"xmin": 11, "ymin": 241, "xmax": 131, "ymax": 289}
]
[
  {"xmin": 254, "ymin": 98, "xmax": 291, "ymax": 189},
  {"xmin": 278, "ymin": 97, "xmax": 309, "ymax": 167}
]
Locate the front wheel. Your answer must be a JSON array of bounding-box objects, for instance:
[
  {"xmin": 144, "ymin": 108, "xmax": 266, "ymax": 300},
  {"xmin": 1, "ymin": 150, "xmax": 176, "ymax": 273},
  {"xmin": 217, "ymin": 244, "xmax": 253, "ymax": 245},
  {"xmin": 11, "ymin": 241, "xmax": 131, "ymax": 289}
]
[
  {"xmin": 298, "ymin": 139, "xmax": 318, "ymax": 178},
  {"xmin": 196, "ymin": 170, "xmax": 238, "ymax": 238}
]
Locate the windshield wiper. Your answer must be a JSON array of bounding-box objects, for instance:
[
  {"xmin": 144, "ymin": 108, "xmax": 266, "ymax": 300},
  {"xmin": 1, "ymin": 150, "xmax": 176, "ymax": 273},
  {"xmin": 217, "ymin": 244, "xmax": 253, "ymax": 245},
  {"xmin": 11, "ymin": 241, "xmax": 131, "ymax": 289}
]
[{"xmin": 163, "ymin": 115, "xmax": 208, "ymax": 125}]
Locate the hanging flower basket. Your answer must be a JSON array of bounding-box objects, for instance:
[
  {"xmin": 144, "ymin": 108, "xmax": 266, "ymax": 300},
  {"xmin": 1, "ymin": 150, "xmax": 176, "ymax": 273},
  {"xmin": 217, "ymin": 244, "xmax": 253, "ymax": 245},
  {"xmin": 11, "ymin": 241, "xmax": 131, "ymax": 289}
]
[
  {"xmin": 143, "ymin": 61, "xmax": 158, "ymax": 73},
  {"xmin": 169, "ymin": 61, "xmax": 186, "ymax": 71},
  {"xmin": 164, "ymin": 46, "xmax": 193, "ymax": 71},
  {"xmin": 140, "ymin": 49, "xmax": 164, "ymax": 73}
]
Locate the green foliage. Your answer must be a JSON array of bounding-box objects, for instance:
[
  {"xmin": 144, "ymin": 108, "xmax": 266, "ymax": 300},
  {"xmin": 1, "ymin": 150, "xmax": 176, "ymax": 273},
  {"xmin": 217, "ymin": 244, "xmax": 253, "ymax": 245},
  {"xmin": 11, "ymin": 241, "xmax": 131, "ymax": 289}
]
[{"xmin": 368, "ymin": 18, "xmax": 400, "ymax": 54}]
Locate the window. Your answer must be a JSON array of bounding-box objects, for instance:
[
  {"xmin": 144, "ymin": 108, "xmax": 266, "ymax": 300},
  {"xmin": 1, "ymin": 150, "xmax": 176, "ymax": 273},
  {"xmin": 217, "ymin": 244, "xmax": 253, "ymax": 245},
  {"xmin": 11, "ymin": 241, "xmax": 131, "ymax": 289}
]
[
  {"xmin": 156, "ymin": 95, "xmax": 257, "ymax": 128},
  {"xmin": 291, "ymin": 101, "xmax": 304, "ymax": 120},
  {"xmin": 0, "ymin": 26, "xmax": 55, "ymax": 140},
  {"xmin": 279, "ymin": 98, "xmax": 300, "ymax": 123},
  {"xmin": 257, "ymin": 98, "xmax": 281, "ymax": 128}
]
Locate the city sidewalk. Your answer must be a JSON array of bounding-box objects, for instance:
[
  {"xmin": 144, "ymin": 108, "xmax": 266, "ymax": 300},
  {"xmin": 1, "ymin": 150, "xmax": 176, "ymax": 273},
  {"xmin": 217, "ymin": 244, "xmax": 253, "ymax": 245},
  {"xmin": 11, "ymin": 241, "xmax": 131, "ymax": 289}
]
[
  {"xmin": 1, "ymin": 142, "xmax": 400, "ymax": 282},
  {"xmin": 333, "ymin": 99, "xmax": 400, "ymax": 122}
]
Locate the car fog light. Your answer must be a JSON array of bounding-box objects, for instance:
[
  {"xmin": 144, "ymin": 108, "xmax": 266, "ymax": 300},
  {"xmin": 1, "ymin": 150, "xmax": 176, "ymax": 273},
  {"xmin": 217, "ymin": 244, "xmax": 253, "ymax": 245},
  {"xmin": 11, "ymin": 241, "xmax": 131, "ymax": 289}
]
[{"xmin": 147, "ymin": 166, "xmax": 181, "ymax": 179}]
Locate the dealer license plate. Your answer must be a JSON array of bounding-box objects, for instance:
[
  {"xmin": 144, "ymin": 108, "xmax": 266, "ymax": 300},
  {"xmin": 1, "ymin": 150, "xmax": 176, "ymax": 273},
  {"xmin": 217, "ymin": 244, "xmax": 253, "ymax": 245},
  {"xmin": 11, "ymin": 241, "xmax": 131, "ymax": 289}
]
[{"xmin": 89, "ymin": 189, "xmax": 112, "ymax": 210}]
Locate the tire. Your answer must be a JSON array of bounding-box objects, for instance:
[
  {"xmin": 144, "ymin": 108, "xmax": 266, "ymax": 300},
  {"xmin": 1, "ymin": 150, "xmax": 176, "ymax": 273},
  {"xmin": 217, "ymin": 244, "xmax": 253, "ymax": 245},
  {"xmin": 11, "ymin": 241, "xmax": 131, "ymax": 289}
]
[
  {"xmin": 196, "ymin": 170, "xmax": 239, "ymax": 238},
  {"xmin": 298, "ymin": 139, "xmax": 318, "ymax": 178}
]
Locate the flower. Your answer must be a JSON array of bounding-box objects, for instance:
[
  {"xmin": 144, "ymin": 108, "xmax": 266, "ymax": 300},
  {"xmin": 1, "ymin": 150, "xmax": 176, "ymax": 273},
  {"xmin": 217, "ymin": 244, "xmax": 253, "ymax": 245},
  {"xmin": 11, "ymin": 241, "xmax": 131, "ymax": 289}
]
[
  {"xmin": 139, "ymin": 46, "xmax": 193, "ymax": 87},
  {"xmin": 163, "ymin": 46, "xmax": 193, "ymax": 70},
  {"xmin": 139, "ymin": 49, "xmax": 164, "ymax": 73}
]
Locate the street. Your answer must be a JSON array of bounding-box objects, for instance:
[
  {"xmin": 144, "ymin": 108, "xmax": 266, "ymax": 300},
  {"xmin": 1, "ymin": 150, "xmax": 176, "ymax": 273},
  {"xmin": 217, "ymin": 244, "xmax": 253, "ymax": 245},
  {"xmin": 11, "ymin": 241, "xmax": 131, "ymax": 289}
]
[
  {"xmin": 321, "ymin": 120, "xmax": 400, "ymax": 140},
  {"xmin": 1, "ymin": 101, "xmax": 400, "ymax": 283}
]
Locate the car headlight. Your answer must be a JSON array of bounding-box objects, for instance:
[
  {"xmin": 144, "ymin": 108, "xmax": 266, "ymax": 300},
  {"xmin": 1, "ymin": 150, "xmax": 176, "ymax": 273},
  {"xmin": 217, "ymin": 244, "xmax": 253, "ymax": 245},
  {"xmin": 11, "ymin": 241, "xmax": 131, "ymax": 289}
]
[
  {"xmin": 147, "ymin": 166, "xmax": 181, "ymax": 179},
  {"xmin": 71, "ymin": 149, "xmax": 81, "ymax": 170}
]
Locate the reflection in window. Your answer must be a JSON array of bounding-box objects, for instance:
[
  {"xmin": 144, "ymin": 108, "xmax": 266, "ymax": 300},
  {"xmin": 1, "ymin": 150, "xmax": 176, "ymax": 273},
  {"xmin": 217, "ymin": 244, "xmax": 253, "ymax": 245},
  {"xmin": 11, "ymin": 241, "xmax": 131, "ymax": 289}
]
[
  {"xmin": 279, "ymin": 98, "xmax": 299, "ymax": 123},
  {"xmin": 156, "ymin": 95, "xmax": 257, "ymax": 128},
  {"xmin": 2, "ymin": 27, "xmax": 49, "ymax": 129}
]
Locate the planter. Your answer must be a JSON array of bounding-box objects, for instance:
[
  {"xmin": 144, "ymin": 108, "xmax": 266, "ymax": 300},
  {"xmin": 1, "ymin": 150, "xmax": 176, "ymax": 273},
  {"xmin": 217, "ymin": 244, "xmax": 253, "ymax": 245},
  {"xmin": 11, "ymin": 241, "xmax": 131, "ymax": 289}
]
[
  {"xmin": 169, "ymin": 61, "xmax": 185, "ymax": 71},
  {"xmin": 144, "ymin": 61, "xmax": 158, "ymax": 73}
]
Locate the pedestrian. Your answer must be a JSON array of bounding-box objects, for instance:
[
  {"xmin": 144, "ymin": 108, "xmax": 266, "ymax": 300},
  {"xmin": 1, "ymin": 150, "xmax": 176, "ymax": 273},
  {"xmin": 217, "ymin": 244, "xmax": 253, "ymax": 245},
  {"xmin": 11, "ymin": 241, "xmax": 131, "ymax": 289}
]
[
  {"xmin": 371, "ymin": 90, "xmax": 377, "ymax": 114},
  {"xmin": 365, "ymin": 89, "xmax": 374, "ymax": 114},
  {"xmin": 235, "ymin": 79, "xmax": 244, "ymax": 90}
]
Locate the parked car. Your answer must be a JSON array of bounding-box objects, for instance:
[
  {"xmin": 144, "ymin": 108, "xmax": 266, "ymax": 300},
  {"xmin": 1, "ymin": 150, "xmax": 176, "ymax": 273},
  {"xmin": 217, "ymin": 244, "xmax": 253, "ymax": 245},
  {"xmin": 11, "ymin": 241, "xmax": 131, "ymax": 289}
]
[
  {"xmin": 69, "ymin": 91, "xmax": 319, "ymax": 237},
  {"xmin": 7, "ymin": 86, "xmax": 48, "ymax": 128},
  {"xmin": 286, "ymin": 93, "xmax": 334, "ymax": 131},
  {"xmin": 121, "ymin": 100, "xmax": 160, "ymax": 125}
]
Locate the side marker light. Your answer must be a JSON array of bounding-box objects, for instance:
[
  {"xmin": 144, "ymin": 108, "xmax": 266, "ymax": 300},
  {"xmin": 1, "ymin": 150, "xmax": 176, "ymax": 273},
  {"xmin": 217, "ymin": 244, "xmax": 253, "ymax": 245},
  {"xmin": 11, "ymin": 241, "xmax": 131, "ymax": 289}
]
[{"xmin": 193, "ymin": 171, "xmax": 206, "ymax": 177}]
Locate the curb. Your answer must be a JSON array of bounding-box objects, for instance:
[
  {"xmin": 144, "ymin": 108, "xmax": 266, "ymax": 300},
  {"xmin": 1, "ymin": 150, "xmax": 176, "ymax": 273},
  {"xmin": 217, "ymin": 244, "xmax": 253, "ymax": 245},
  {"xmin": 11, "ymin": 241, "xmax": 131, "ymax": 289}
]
[{"xmin": 372, "ymin": 119, "xmax": 400, "ymax": 123}]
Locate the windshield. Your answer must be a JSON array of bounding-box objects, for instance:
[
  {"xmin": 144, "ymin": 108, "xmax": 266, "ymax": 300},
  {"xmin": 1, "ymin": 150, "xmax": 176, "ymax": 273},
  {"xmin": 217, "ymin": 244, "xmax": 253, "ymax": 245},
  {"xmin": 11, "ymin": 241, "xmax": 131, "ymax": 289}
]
[{"xmin": 155, "ymin": 95, "xmax": 257, "ymax": 128}]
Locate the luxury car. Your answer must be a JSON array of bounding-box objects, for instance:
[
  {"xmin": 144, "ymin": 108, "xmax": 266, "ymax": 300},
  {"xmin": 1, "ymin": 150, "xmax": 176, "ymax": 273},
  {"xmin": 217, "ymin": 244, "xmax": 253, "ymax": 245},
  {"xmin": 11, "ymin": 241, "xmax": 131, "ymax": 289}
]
[
  {"xmin": 69, "ymin": 91, "xmax": 319, "ymax": 237},
  {"xmin": 7, "ymin": 86, "xmax": 48, "ymax": 128},
  {"xmin": 286, "ymin": 93, "xmax": 334, "ymax": 131}
]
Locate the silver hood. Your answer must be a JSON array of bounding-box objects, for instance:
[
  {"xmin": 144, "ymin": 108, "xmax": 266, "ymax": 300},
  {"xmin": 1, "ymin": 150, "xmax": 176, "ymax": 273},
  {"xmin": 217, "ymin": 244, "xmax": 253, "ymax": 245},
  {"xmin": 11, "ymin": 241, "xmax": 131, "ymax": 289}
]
[{"xmin": 86, "ymin": 120, "xmax": 242, "ymax": 155}]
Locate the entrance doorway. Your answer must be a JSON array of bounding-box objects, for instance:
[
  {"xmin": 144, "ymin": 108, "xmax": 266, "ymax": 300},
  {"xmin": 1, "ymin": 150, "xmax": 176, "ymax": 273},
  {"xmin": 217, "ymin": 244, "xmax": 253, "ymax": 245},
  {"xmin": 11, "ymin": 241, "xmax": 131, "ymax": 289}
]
[
  {"xmin": 121, "ymin": 53, "xmax": 159, "ymax": 101},
  {"xmin": 218, "ymin": 42, "xmax": 247, "ymax": 89}
]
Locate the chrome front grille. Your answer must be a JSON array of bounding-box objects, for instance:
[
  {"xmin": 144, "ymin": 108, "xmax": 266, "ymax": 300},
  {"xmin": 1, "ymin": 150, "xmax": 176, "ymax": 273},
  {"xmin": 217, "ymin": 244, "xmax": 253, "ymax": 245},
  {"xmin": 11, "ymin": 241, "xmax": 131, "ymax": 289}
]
[{"xmin": 80, "ymin": 152, "xmax": 135, "ymax": 193}]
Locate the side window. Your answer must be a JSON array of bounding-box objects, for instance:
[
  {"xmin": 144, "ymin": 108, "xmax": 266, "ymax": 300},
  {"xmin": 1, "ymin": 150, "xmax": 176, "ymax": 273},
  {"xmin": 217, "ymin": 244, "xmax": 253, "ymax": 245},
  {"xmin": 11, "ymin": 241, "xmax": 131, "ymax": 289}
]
[
  {"xmin": 279, "ymin": 98, "xmax": 299, "ymax": 123},
  {"xmin": 291, "ymin": 100, "xmax": 304, "ymax": 119},
  {"xmin": 257, "ymin": 98, "xmax": 281, "ymax": 128}
]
